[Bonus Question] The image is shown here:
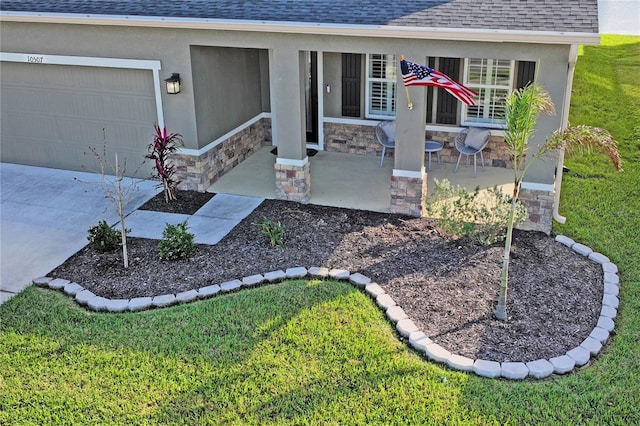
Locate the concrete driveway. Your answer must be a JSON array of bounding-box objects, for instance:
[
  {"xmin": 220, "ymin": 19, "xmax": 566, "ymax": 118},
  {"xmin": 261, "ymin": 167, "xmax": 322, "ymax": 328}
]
[{"xmin": 0, "ymin": 163, "xmax": 158, "ymax": 303}]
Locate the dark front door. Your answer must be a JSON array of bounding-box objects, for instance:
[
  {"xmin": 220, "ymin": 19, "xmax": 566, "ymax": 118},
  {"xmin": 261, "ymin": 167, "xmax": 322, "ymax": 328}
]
[{"xmin": 305, "ymin": 51, "xmax": 318, "ymax": 143}]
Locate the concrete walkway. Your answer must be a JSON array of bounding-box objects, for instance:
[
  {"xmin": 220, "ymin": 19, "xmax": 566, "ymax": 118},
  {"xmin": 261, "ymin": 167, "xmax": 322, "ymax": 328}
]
[
  {"xmin": 123, "ymin": 193, "xmax": 263, "ymax": 244},
  {"xmin": 0, "ymin": 163, "xmax": 263, "ymax": 304}
]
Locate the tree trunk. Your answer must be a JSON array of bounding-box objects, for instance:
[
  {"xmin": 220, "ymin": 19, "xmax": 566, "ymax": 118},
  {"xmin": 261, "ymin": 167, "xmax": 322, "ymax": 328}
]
[
  {"xmin": 495, "ymin": 185, "xmax": 520, "ymax": 320},
  {"xmin": 115, "ymin": 153, "xmax": 129, "ymax": 268}
]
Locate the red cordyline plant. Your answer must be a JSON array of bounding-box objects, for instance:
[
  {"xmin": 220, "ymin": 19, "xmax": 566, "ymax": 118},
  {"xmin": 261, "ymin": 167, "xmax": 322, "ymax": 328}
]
[{"xmin": 147, "ymin": 124, "xmax": 184, "ymax": 202}]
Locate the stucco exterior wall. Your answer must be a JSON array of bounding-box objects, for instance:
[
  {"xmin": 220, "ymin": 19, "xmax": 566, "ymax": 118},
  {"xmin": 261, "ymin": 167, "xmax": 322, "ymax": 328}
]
[
  {"xmin": 2, "ymin": 25, "xmax": 571, "ymax": 108},
  {"xmin": 1, "ymin": 20, "xmax": 572, "ymax": 191},
  {"xmin": 190, "ymin": 46, "xmax": 266, "ymax": 146}
]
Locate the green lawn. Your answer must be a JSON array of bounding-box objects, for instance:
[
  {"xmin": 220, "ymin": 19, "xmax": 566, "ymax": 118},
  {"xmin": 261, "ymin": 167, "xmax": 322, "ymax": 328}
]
[{"xmin": 1, "ymin": 35, "xmax": 639, "ymax": 425}]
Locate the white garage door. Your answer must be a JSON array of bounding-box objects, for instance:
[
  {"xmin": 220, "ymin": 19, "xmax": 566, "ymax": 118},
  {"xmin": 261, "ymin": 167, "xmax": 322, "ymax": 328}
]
[{"xmin": 1, "ymin": 62, "xmax": 157, "ymax": 178}]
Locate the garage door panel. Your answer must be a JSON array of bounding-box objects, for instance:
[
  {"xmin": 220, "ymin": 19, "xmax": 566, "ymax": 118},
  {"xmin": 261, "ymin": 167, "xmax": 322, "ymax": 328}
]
[
  {"xmin": 55, "ymin": 92, "xmax": 107, "ymax": 118},
  {"xmin": 102, "ymin": 96, "xmax": 157, "ymax": 122},
  {"xmin": 2, "ymin": 86, "xmax": 58, "ymax": 114},
  {"xmin": 5, "ymin": 64, "xmax": 154, "ymax": 94},
  {"xmin": 1, "ymin": 62, "xmax": 157, "ymax": 178},
  {"xmin": 3, "ymin": 110, "xmax": 57, "ymax": 140}
]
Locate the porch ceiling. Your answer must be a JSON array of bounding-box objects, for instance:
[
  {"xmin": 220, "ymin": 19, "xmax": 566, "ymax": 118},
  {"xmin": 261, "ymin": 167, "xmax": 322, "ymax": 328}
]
[{"xmin": 208, "ymin": 146, "xmax": 515, "ymax": 214}]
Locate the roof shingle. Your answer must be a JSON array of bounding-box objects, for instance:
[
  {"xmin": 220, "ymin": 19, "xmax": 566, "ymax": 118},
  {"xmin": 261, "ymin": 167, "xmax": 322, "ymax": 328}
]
[{"xmin": 0, "ymin": 0, "xmax": 599, "ymax": 33}]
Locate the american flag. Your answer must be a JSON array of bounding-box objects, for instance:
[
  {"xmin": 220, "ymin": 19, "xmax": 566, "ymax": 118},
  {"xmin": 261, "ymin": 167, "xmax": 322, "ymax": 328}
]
[{"xmin": 401, "ymin": 59, "xmax": 478, "ymax": 106}]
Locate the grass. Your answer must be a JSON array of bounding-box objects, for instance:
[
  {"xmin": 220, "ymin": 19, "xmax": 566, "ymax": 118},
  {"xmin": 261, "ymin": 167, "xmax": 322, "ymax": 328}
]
[{"xmin": 1, "ymin": 35, "xmax": 639, "ymax": 424}]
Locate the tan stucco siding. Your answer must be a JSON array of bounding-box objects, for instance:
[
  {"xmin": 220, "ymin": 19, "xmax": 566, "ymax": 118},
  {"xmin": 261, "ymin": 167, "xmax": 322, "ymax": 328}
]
[
  {"xmin": 190, "ymin": 46, "xmax": 266, "ymax": 146},
  {"xmin": 1, "ymin": 20, "xmax": 571, "ymax": 182}
]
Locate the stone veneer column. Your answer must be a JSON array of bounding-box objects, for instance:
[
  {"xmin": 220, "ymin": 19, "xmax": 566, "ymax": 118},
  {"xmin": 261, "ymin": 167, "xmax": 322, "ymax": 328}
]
[
  {"xmin": 390, "ymin": 169, "xmax": 427, "ymax": 217},
  {"xmin": 517, "ymin": 184, "xmax": 555, "ymax": 234},
  {"xmin": 274, "ymin": 158, "xmax": 311, "ymax": 203}
]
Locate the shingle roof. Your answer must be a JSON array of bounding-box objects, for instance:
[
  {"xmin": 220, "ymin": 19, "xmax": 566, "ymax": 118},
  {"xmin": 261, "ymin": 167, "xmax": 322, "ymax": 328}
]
[{"xmin": 0, "ymin": 0, "xmax": 599, "ymax": 34}]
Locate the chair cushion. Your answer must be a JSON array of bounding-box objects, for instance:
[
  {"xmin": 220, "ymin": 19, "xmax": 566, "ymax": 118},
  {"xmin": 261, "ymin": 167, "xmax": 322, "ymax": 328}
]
[
  {"xmin": 464, "ymin": 127, "xmax": 490, "ymax": 151},
  {"xmin": 380, "ymin": 121, "xmax": 396, "ymax": 141}
]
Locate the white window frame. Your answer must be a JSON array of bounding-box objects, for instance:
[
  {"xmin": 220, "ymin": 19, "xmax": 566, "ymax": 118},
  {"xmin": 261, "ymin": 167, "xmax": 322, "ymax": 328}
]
[
  {"xmin": 365, "ymin": 54, "xmax": 397, "ymax": 119},
  {"xmin": 461, "ymin": 58, "xmax": 515, "ymax": 129}
]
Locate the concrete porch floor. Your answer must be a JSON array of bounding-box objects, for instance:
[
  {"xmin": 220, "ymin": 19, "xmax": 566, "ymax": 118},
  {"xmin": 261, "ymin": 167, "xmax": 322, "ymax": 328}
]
[{"xmin": 208, "ymin": 146, "xmax": 515, "ymax": 213}]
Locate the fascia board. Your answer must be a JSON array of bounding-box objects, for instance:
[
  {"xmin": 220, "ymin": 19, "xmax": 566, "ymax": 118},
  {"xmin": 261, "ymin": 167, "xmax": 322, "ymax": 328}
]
[{"xmin": 0, "ymin": 12, "xmax": 601, "ymax": 45}]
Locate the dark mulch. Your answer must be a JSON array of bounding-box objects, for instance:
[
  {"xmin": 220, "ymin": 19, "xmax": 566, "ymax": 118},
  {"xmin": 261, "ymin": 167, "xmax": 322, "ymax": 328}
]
[
  {"xmin": 138, "ymin": 190, "xmax": 215, "ymax": 215},
  {"xmin": 49, "ymin": 198, "xmax": 603, "ymax": 363}
]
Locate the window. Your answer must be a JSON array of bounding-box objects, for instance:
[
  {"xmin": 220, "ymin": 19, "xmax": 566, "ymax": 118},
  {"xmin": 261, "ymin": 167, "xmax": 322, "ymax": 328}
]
[
  {"xmin": 365, "ymin": 54, "xmax": 397, "ymax": 119},
  {"xmin": 461, "ymin": 58, "xmax": 515, "ymax": 127},
  {"xmin": 353, "ymin": 55, "xmax": 525, "ymax": 126}
]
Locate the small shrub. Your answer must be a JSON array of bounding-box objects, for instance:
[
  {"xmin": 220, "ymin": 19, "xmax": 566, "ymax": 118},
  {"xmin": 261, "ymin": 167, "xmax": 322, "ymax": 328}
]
[
  {"xmin": 87, "ymin": 220, "xmax": 124, "ymax": 252},
  {"xmin": 146, "ymin": 125, "xmax": 184, "ymax": 203},
  {"xmin": 253, "ymin": 217, "xmax": 285, "ymax": 247},
  {"xmin": 158, "ymin": 220, "xmax": 196, "ymax": 260},
  {"xmin": 426, "ymin": 178, "xmax": 527, "ymax": 245}
]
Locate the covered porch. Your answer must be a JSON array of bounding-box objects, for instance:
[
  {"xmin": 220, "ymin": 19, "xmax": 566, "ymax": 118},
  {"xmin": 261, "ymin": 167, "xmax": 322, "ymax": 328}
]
[{"xmin": 208, "ymin": 145, "xmax": 514, "ymax": 213}]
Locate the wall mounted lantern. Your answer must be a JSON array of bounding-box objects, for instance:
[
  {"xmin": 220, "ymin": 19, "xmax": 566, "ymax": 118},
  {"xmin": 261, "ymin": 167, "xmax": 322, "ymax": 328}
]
[{"xmin": 164, "ymin": 73, "xmax": 181, "ymax": 94}]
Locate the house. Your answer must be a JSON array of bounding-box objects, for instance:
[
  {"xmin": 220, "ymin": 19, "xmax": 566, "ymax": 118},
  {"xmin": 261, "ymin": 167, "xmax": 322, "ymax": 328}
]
[{"xmin": 0, "ymin": 1, "xmax": 600, "ymax": 233}]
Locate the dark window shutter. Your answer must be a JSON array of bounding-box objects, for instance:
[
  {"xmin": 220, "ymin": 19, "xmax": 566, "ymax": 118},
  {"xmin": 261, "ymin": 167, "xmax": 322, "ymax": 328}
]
[
  {"xmin": 342, "ymin": 53, "xmax": 361, "ymax": 117},
  {"xmin": 517, "ymin": 61, "xmax": 536, "ymax": 89},
  {"xmin": 435, "ymin": 57, "xmax": 460, "ymax": 125},
  {"xmin": 426, "ymin": 57, "xmax": 435, "ymax": 123}
]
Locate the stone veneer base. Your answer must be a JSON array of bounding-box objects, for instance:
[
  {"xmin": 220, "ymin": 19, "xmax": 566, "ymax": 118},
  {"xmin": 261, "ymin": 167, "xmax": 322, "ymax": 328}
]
[
  {"xmin": 518, "ymin": 187, "xmax": 555, "ymax": 234},
  {"xmin": 33, "ymin": 235, "xmax": 618, "ymax": 380},
  {"xmin": 274, "ymin": 161, "xmax": 311, "ymax": 203},
  {"xmin": 323, "ymin": 122, "xmax": 514, "ymax": 168},
  {"xmin": 390, "ymin": 174, "xmax": 427, "ymax": 217}
]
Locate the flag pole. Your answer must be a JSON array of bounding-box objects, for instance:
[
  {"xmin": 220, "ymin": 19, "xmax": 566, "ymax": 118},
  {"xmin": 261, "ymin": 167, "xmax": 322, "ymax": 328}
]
[{"xmin": 400, "ymin": 55, "xmax": 413, "ymax": 110}]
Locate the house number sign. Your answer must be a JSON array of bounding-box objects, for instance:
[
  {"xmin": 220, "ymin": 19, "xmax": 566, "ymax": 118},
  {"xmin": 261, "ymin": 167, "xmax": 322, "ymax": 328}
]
[{"xmin": 27, "ymin": 55, "xmax": 45, "ymax": 63}]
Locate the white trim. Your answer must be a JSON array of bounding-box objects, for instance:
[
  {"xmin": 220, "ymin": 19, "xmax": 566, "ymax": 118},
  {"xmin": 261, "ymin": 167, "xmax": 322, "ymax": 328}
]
[
  {"xmin": 0, "ymin": 13, "xmax": 601, "ymax": 45},
  {"xmin": 151, "ymin": 70, "xmax": 165, "ymax": 129},
  {"xmin": 276, "ymin": 157, "xmax": 309, "ymax": 167},
  {"xmin": 425, "ymin": 124, "xmax": 505, "ymax": 136},
  {"xmin": 177, "ymin": 112, "xmax": 271, "ymax": 156},
  {"xmin": 0, "ymin": 51, "xmax": 161, "ymax": 70},
  {"xmin": 322, "ymin": 119, "xmax": 506, "ymax": 136},
  {"xmin": 0, "ymin": 51, "xmax": 165, "ymax": 128},
  {"xmin": 324, "ymin": 117, "xmax": 380, "ymax": 126},
  {"xmin": 521, "ymin": 181, "xmax": 555, "ymax": 192},
  {"xmin": 553, "ymin": 43, "xmax": 579, "ymax": 225},
  {"xmin": 393, "ymin": 168, "xmax": 425, "ymax": 179}
]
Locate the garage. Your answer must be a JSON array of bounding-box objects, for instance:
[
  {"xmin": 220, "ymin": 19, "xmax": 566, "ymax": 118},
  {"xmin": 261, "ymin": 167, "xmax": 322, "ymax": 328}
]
[{"xmin": 1, "ymin": 60, "xmax": 159, "ymax": 178}]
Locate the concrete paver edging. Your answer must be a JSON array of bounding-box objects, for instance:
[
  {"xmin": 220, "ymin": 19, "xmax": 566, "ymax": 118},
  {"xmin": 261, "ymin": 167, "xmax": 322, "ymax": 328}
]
[{"xmin": 32, "ymin": 235, "xmax": 618, "ymax": 380}]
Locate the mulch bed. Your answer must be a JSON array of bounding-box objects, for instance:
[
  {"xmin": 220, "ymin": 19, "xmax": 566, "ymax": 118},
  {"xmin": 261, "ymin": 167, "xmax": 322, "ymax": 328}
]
[
  {"xmin": 138, "ymin": 190, "xmax": 215, "ymax": 215},
  {"xmin": 49, "ymin": 191, "xmax": 603, "ymax": 363}
]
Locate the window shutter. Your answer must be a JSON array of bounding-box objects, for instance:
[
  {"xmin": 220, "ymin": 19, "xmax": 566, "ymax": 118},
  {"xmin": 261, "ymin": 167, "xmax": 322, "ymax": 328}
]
[
  {"xmin": 435, "ymin": 57, "xmax": 460, "ymax": 125},
  {"xmin": 426, "ymin": 57, "xmax": 435, "ymax": 123},
  {"xmin": 516, "ymin": 61, "xmax": 536, "ymax": 89},
  {"xmin": 342, "ymin": 53, "xmax": 362, "ymax": 117}
]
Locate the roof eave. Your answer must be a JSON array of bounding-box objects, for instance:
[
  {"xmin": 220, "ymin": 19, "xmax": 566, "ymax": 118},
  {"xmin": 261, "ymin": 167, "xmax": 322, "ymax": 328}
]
[{"xmin": 0, "ymin": 12, "xmax": 601, "ymax": 45}]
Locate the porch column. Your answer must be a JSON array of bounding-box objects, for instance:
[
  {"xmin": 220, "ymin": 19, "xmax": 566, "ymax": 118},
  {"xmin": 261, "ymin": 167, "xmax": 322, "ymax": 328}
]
[
  {"xmin": 390, "ymin": 63, "xmax": 427, "ymax": 217},
  {"xmin": 269, "ymin": 46, "xmax": 311, "ymax": 202}
]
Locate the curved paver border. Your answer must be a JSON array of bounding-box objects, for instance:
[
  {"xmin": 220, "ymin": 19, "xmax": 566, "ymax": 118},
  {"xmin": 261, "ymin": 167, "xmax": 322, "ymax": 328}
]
[{"xmin": 32, "ymin": 235, "xmax": 619, "ymax": 380}]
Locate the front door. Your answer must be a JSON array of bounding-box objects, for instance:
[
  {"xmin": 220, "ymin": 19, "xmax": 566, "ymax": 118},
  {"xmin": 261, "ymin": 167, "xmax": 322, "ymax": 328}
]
[{"xmin": 304, "ymin": 51, "xmax": 318, "ymax": 144}]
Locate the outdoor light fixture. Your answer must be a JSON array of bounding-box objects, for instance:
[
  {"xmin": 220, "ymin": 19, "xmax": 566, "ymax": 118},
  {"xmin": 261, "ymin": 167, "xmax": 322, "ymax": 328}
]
[{"xmin": 164, "ymin": 73, "xmax": 181, "ymax": 94}]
